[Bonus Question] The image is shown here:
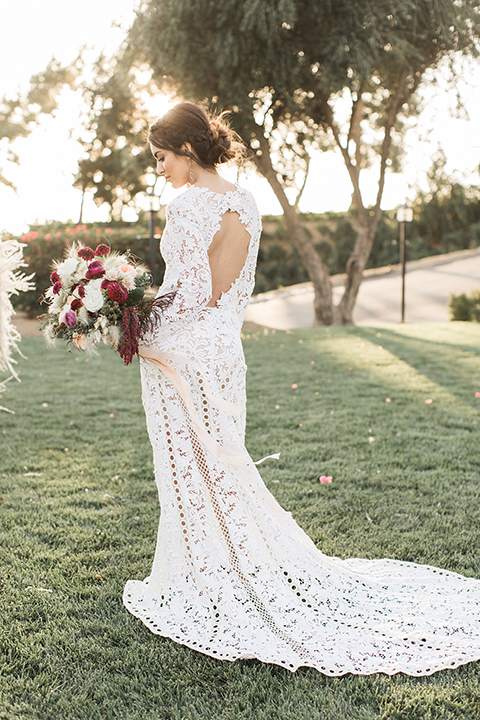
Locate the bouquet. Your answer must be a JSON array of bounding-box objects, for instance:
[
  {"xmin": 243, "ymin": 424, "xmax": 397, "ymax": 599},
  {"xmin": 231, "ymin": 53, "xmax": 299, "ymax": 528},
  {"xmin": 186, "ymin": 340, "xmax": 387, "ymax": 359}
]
[{"xmin": 40, "ymin": 242, "xmax": 171, "ymax": 365}]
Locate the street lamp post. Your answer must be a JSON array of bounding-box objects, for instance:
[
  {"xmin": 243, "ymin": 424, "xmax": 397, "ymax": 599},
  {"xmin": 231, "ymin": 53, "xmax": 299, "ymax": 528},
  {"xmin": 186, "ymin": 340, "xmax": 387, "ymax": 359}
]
[
  {"xmin": 396, "ymin": 204, "xmax": 413, "ymax": 323},
  {"xmin": 146, "ymin": 186, "xmax": 159, "ymax": 283}
]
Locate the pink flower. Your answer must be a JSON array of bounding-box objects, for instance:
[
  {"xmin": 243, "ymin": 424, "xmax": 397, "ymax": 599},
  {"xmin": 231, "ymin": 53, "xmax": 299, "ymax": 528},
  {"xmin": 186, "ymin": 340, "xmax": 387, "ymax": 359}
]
[
  {"xmin": 53, "ymin": 281, "xmax": 62, "ymax": 294},
  {"xmin": 320, "ymin": 476, "xmax": 332, "ymax": 484},
  {"xmin": 291, "ymin": 383, "xmax": 298, "ymax": 389},
  {"xmin": 85, "ymin": 260, "xmax": 105, "ymax": 279},
  {"xmin": 107, "ymin": 281, "xmax": 129, "ymax": 302},
  {"xmin": 45, "ymin": 233, "xmax": 51, "ymax": 240},
  {"xmin": 95, "ymin": 243, "xmax": 110, "ymax": 256},
  {"xmin": 50, "ymin": 271, "xmax": 60, "ymax": 284},
  {"xmin": 30, "ymin": 231, "xmax": 38, "ymax": 240},
  {"xmin": 77, "ymin": 284, "xmax": 85, "ymax": 298},
  {"xmin": 105, "ymin": 228, "xmax": 112, "ymax": 233},
  {"xmin": 78, "ymin": 247, "xmax": 95, "ymax": 261},
  {"xmin": 475, "ymin": 392, "xmax": 480, "ymax": 399},
  {"xmin": 22, "ymin": 233, "xmax": 30, "ymax": 243},
  {"xmin": 64, "ymin": 310, "xmax": 76, "ymax": 327},
  {"xmin": 55, "ymin": 232, "xmax": 61, "ymax": 238}
]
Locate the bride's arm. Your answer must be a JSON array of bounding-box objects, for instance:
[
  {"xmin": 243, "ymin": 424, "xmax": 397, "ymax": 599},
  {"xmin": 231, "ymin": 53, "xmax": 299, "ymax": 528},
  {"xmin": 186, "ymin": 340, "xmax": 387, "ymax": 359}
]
[{"xmin": 160, "ymin": 203, "xmax": 212, "ymax": 322}]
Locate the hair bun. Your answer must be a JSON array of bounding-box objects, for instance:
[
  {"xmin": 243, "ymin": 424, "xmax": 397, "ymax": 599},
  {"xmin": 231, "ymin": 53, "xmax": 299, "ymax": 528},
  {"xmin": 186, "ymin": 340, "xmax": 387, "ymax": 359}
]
[
  {"xmin": 148, "ymin": 102, "xmax": 245, "ymax": 168},
  {"xmin": 206, "ymin": 121, "xmax": 233, "ymax": 164}
]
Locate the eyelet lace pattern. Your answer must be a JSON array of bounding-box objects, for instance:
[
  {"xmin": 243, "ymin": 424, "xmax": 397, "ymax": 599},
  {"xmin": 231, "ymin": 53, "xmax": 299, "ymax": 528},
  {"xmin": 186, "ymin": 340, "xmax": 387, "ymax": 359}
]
[{"xmin": 124, "ymin": 185, "xmax": 480, "ymax": 676}]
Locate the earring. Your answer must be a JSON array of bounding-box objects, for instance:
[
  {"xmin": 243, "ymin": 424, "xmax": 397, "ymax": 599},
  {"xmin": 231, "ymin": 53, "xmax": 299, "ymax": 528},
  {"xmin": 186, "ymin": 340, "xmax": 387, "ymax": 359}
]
[{"xmin": 187, "ymin": 157, "xmax": 195, "ymax": 184}]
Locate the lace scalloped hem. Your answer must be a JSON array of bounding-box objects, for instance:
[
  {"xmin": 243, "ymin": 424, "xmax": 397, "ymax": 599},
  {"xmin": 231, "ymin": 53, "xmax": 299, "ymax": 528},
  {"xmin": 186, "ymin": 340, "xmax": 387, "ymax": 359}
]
[{"xmin": 123, "ymin": 579, "xmax": 480, "ymax": 677}]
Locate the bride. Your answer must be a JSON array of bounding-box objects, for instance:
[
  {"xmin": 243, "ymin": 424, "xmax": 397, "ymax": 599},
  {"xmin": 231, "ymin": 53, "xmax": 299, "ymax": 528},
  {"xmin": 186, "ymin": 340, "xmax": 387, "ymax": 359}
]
[{"xmin": 123, "ymin": 102, "xmax": 480, "ymax": 676}]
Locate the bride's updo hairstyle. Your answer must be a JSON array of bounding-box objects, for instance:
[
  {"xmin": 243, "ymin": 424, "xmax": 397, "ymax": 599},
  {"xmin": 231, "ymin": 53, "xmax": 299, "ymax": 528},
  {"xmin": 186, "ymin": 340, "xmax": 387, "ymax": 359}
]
[{"xmin": 148, "ymin": 102, "xmax": 245, "ymax": 168}]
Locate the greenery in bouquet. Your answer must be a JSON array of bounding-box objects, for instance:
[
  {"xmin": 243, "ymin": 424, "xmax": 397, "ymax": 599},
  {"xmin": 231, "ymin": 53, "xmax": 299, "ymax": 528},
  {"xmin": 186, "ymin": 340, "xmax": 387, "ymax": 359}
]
[{"xmin": 40, "ymin": 242, "xmax": 153, "ymax": 364}]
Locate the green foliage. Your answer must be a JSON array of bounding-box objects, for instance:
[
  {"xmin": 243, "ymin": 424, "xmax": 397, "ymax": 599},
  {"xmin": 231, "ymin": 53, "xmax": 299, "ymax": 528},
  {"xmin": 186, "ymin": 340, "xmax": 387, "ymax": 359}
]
[
  {"xmin": 1, "ymin": 324, "xmax": 480, "ymax": 718},
  {"xmin": 74, "ymin": 56, "xmax": 154, "ymax": 221},
  {"xmin": 0, "ymin": 59, "xmax": 78, "ymax": 190},
  {"xmin": 449, "ymin": 290, "xmax": 480, "ymax": 322},
  {"xmin": 412, "ymin": 149, "xmax": 480, "ymax": 254}
]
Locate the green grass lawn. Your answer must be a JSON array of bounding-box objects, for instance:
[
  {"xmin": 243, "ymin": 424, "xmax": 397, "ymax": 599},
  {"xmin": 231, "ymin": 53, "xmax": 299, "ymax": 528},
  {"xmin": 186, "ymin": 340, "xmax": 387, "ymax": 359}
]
[{"xmin": 1, "ymin": 322, "xmax": 480, "ymax": 720}]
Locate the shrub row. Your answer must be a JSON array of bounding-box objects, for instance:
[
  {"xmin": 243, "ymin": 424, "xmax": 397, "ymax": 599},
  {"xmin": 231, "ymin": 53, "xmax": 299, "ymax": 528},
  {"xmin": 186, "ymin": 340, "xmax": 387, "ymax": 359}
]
[{"xmin": 8, "ymin": 205, "xmax": 480, "ymax": 317}]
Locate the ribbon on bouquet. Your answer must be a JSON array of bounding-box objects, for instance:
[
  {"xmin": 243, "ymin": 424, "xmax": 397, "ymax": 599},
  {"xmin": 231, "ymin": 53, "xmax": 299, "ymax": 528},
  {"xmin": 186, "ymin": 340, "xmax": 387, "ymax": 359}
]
[{"xmin": 138, "ymin": 346, "xmax": 279, "ymax": 471}]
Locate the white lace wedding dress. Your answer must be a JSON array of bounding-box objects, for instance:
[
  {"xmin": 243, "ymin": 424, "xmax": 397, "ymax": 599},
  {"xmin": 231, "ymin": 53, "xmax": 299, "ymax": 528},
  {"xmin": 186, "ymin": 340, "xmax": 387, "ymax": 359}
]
[{"xmin": 123, "ymin": 184, "xmax": 480, "ymax": 676}]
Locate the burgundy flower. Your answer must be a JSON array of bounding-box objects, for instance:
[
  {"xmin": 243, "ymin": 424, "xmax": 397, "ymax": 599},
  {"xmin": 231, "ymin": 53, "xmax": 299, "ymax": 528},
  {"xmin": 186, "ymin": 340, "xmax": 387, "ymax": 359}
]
[
  {"xmin": 85, "ymin": 260, "xmax": 106, "ymax": 280},
  {"xmin": 95, "ymin": 243, "xmax": 110, "ymax": 257},
  {"xmin": 50, "ymin": 271, "xmax": 60, "ymax": 284},
  {"xmin": 107, "ymin": 281, "xmax": 129, "ymax": 303},
  {"xmin": 53, "ymin": 281, "xmax": 62, "ymax": 294},
  {"xmin": 64, "ymin": 310, "xmax": 77, "ymax": 327},
  {"xmin": 77, "ymin": 284, "xmax": 85, "ymax": 298},
  {"xmin": 101, "ymin": 279, "xmax": 112, "ymax": 290},
  {"xmin": 71, "ymin": 298, "xmax": 83, "ymax": 311},
  {"xmin": 77, "ymin": 247, "xmax": 95, "ymax": 261}
]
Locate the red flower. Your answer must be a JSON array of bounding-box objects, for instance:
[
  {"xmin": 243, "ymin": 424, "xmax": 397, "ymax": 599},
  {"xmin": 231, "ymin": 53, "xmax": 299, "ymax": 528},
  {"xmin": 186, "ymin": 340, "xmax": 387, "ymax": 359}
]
[
  {"xmin": 85, "ymin": 260, "xmax": 105, "ymax": 279},
  {"xmin": 95, "ymin": 243, "xmax": 110, "ymax": 257},
  {"xmin": 50, "ymin": 271, "xmax": 60, "ymax": 284},
  {"xmin": 78, "ymin": 247, "xmax": 95, "ymax": 261},
  {"xmin": 71, "ymin": 298, "xmax": 83, "ymax": 311},
  {"xmin": 77, "ymin": 284, "xmax": 85, "ymax": 298},
  {"xmin": 107, "ymin": 282, "xmax": 129, "ymax": 303},
  {"xmin": 53, "ymin": 281, "xmax": 62, "ymax": 294},
  {"xmin": 101, "ymin": 279, "xmax": 112, "ymax": 290}
]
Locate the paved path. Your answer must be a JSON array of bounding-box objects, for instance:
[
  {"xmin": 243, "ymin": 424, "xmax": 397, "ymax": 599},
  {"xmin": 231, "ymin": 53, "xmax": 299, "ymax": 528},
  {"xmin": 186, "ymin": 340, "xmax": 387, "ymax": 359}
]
[{"xmin": 245, "ymin": 248, "xmax": 480, "ymax": 329}]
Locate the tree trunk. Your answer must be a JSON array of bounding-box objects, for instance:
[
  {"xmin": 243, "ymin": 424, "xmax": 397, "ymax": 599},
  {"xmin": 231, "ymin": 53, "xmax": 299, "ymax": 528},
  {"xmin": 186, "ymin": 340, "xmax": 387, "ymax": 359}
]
[
  {"xmin": 253, "ymin": 137, "xmax": 334, "ymax": 324},
  {"xmin": 334, "ymin": 211, "xmax": 381, "ymax": 324}
]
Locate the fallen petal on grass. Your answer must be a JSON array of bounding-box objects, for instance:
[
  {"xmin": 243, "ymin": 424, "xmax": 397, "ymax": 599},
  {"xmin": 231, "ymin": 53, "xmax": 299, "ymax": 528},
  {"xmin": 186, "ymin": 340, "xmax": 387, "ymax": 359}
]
[
  {"xmin": 319, "ymin": 475, "xmax": 332, "ymax": 484},
  {"xmin": 385, "ymin": 398, "xmax": 391, "ymax": 403},
  {"xmin": 425, "ymin": 399, "xmax": 433, "ymax": 404},
  {"xmin": 475, "ymin": 392, "xmax": 480, "ymax": 398},
  {"xmin": 291, "ymin": 383, "xmax": 298, "ymax": 389}
]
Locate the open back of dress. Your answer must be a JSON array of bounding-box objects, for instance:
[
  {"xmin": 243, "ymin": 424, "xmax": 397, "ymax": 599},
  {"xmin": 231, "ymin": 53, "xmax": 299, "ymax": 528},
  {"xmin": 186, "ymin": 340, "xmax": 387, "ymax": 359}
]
[{"xmin": 124, "ymin": 184, "xmax": 480, "ymax": 676}]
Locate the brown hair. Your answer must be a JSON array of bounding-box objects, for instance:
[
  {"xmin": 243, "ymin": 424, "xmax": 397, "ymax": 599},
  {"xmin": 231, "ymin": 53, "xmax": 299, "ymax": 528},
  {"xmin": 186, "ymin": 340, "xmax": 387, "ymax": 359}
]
[{"xmin": 148, "ymin": 102, "xmax": 245, "ymax": 168}]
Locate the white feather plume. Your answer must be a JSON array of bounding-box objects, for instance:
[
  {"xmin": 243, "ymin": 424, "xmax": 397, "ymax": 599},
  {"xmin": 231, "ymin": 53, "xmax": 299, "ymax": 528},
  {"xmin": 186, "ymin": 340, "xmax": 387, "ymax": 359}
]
[{"xmin": 0, "ymin": 239, "xmax": 35, "ymax": 383}]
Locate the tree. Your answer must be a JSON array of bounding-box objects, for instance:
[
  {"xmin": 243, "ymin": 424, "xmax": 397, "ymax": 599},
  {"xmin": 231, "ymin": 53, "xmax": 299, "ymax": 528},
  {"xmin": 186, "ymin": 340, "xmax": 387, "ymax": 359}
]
[
  {"xmin": 73, "ymin": 55, "xmax": 154, "ymax": 222},
  {"xmin": 0, "ymin": 59, "xmax": 77, "ymax": 191},
  {"xmin": 126, "ymin": 0, "xmax": 480, "ymax": 323}
]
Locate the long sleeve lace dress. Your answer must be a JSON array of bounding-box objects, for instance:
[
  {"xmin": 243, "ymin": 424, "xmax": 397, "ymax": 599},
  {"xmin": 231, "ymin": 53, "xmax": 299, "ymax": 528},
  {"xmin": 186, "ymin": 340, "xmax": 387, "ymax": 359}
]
[{"xmin": 123, "ymin": 184, "xmax": 480, "ymax": 676}]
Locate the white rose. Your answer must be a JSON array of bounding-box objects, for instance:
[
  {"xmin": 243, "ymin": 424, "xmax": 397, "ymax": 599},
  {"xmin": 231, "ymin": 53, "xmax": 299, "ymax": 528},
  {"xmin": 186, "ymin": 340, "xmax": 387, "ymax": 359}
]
[
  {"xmin": 57, "ymin": 257, "xmax": 78, "ymax": 280},
  {"xmin": 83, "ymin": 279, "xmax": 105, "ymax": 312}
]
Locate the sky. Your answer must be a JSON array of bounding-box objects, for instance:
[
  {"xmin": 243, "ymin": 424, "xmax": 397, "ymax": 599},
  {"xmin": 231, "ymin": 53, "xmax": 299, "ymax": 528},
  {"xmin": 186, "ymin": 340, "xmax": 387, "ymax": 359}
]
[{"xmin": 1, "ymin": 1, "xmax": 480, "ymax": 234}]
